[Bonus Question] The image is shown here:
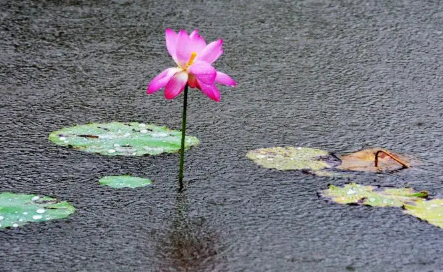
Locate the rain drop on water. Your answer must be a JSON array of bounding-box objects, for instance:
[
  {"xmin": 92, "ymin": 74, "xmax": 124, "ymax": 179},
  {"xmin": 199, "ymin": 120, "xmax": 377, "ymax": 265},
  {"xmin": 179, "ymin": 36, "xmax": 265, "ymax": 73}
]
[{"xmin": 33, "ymin": 215, "xmax": 43, "ymax": 220}]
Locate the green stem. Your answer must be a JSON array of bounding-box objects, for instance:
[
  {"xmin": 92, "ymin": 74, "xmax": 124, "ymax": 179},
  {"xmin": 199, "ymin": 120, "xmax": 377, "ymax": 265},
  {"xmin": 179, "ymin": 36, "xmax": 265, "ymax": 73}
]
[{"xmin": 178, "ymin": 84, "xmax": 188, "ymax": 191}]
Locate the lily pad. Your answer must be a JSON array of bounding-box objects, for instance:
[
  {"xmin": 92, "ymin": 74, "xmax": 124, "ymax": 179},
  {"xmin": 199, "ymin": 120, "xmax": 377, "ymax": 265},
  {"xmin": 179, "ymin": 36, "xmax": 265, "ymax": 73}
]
[
  {"xmin": 0, "ymin": 192, "xmax": 75, "ymax": 229},
  {"xmin": 320, "ymin": 183, "xmax": 428, "ymax": 207},
  {"xmin": 337, "ymin": 148, "xmax": 411, "ymax": 172},
  {"xmin": 246, "ymin": 147, "xmax": 340, "ymax": 171},
  {"xmin": 99, "ymin": 175, "xmax": 152, "ymax": 188},
  {"xmin": 49, "ymin": 122, "xmax": 199, "ymax": 156},
  {"xmin": 404, "ymin": 199, "xmax": 443, "ymax": 229}
]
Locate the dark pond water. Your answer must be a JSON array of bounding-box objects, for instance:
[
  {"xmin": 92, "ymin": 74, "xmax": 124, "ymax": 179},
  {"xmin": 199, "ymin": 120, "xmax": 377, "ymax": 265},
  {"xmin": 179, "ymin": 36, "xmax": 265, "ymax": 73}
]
[{"xmin": 1, "ymin": 0, "xmax": 443, "ymax": 271}]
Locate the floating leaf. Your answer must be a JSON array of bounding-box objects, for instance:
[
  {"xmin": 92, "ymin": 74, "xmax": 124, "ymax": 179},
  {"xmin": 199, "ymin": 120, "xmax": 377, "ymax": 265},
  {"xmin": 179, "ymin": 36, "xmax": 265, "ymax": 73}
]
[
  {"xmin": 99, "ymin": 175, "xmax": 152, "ymax": 188},
  {"xmin": 49, "ymin": 122, "xmax": 199, "ymax": 156},
  {"xmin": 246, "ymin": 147, "xmax": 340, "ymax": 171},
  {"xmin": 337, "ymin": 148, "xmax": 411, "ymax": 172},
  {"xmin": 0, "ymin": 192, "xmax": 75, "ymax": 229},
  {"xmin": 404, "ymin": 199, "xmax": 443, "ymax": 229},
  {"xmin": 320, "ymin": 183, "xmax": 428, "ymax": 207}
]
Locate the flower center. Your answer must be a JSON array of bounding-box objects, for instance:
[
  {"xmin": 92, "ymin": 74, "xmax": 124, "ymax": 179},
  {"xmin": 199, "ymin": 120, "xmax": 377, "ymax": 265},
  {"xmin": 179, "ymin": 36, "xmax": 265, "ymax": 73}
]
[{"xmin": 185, "ymin": 52, "xmax": 197, "ymax": 70}]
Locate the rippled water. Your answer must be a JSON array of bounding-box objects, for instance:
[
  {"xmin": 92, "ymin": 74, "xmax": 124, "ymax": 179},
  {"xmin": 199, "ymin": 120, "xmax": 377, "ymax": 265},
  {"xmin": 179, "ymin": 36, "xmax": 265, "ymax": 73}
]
[{"xmin": 1, "ymin": 0, "xmax": 443, "ymax": 271}]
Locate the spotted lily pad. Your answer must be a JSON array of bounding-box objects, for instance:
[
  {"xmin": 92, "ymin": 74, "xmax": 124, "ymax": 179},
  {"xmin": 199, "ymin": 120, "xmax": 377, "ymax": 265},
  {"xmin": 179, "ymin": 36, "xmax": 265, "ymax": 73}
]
[
  {"xmin": 404, "ymin": 199, "xmax": 443, "ymax": 229},
  {"xmin": 320, "ymin": 183, "xmax": 428, "ymax": 207},
  {"xmin": 49, "ymin": 122, "xmax": 199, "ymax": 156},
  {"xmin": 0, "ymin": 192, "xmax": 75, "ymax": 229},
  {"xmin": 337, "ymin": 148, "xmax": 411, "ymax": 172},
  {"xmin": 99, "ymin": 175, "xmax": 152, "ymax": 188},
  {"xmin": 246, "ymin": 147, "xmax": 340, "ymax": 172}
]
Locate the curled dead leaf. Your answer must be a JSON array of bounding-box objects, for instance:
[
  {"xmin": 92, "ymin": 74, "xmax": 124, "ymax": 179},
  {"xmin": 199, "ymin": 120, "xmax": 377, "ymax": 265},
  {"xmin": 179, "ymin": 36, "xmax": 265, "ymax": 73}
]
[{"xmin": 337, "ymin": 148, "xmax": 412, "ymax": 172}]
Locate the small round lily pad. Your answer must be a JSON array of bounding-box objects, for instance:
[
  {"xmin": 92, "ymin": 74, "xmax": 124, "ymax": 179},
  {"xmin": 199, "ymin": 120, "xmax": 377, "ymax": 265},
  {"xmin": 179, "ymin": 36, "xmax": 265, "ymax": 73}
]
[
  {"xmin": 49, "ymin": 122, "xmax": 199, "ymax": 156},
  {"xmin": 246, "ymin": 146, "xmax": 340, "ymax": 172},
  {"xmin": 0, "ymin": 192, "xmax": 75, "ymax": 229},
  {"xmin": 404, "ymin": 199, "xmax": 443, "ymax": 229},
  {"xmin": 99, "ymin": 175, "xmax": 152, "ymax": 188},
  {"xmin": 320, "ymin": 183, "xmax": 428, "ymax": 207}
]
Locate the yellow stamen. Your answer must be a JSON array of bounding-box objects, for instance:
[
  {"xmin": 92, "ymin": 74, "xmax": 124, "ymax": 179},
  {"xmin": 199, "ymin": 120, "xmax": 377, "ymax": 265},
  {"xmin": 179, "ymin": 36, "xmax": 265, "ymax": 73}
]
[{"xmin": 185, "ymin": 52, "xmax": 197, "ymax": 69}]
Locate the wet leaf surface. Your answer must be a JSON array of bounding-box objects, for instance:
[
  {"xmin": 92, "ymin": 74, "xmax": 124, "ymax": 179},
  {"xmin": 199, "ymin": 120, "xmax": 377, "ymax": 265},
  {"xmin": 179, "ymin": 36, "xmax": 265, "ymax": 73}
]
[
  {"xmin": 49, "ymin": 122, "xmax": 199, "ymax": 156},
  {"xmin": 337, "ymin": 148, "xmax": 411, "ymax": 172},
  {"xmin": 0, "ymin": 192, "xmax": 75, "ymax": 229},
  {"xmin": 99, "ymin": 175, "xmax": 152, "ymax": 188},
  {"xmin": 320, "ymin": 183, "xmax": 428, "ymax": 207},
  {"xmin": 404, "ymin": 199, "xmax": 443, "ymax": 229},
  {"xmin": 246, "ymin": 147, "xmax": 340, "ymax": 171}
]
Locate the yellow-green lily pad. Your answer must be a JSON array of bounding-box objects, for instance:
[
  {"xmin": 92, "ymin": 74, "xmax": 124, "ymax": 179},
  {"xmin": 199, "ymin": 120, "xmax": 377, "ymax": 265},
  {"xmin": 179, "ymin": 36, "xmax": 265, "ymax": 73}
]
[
  {"xmin": 0, "ymin": 192, "xmax": 75, "ymax": 229},
  {"xmin": 49, "ymin": 122, "xmax": 199, "ymax": 156},
  {"xmin": 404, "ymin": 199, "xmax": 443, "ymax": 229},
  {"xmin": 99, "ymin": 175, "xmax": 152, "ymax": 189},
  {"xmin": 320, "ymin": 183, "xmax": 428, "ymax": 207},
  {"xmin": 246, "ymin": 147, "xmax": 340, "ymax": 171}
]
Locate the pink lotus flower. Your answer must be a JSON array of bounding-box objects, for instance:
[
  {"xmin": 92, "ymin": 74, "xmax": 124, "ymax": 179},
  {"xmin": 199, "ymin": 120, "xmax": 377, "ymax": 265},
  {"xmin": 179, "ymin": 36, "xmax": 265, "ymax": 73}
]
[{"xmin": 147, "ymin": 29, "xmax": 236, "ymax": 102}]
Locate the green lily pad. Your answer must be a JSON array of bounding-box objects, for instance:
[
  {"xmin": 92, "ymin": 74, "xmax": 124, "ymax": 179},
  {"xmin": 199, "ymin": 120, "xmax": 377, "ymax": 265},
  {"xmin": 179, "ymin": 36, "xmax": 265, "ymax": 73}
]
[
  {"xmin": 320, "ymin": 183, "xmax": 428, "ymax": 207},
  {"xmin": 404, "ymin": 199, "xmax": 443, "ymax": 229},
  {"xmin": 99, "ymin": 175, "xmax": 152, "ymax": 188},
  {"xmin": 246, "ymin": 147, "xmax": 340, "ymax": 171},
  {"xmin": 0, "ymin": 192, "xmax": 75, "ymax": 229},
  {"xmin": 49, "ymin": 122, "xmax": 199, "ymax": 156}
]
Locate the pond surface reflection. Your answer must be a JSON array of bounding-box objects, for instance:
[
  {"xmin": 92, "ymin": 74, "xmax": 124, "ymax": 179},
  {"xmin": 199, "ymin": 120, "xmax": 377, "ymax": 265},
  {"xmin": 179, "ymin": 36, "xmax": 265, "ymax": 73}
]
[{"xmin": 155, "ymin": 192, "xmax": 226, "ymax": 272}]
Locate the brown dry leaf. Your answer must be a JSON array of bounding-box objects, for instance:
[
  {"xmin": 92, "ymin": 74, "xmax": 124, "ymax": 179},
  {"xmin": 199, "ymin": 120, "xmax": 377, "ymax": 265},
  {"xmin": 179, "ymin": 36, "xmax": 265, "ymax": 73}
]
[{"xmin": 337, "ymin": 148, "xmax": 411, "ymax": 172}]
